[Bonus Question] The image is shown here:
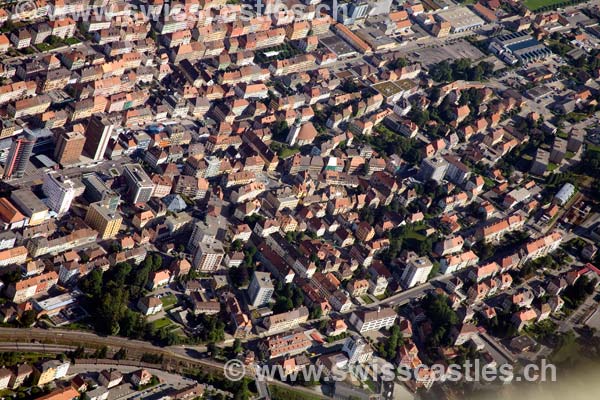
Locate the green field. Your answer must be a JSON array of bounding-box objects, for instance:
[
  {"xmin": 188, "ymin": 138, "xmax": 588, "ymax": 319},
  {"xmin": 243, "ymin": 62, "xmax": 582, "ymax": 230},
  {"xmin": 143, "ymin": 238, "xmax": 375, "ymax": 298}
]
[
  {"xmin": 161, "ymin": 294, "xmax": 178, "ymax": 309},
  {"xmin": 270, "ymin": 385, "xmax": 324, "ymax": 400},
  {"xmin": 524, "ymin": 0, "xmax": 579, "ymax": 10},
  {"xmin": 152, "ymin": 317, "xmax": 172, "ymax": 330},
  {"xmin": 361, "ymin": 295, "xmax": 374, "ymax": 304}
]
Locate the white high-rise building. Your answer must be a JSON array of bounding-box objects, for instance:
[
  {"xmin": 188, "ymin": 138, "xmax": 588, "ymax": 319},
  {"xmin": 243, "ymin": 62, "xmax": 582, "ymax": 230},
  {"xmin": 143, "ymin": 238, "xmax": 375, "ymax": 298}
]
[
  {"xmin": 123, "ymin": 164, "xmax": 154, "ymax": 204},
  {"xmin": 248, "ymin": 271, "xmax": 274, "ymax": 308},
  {"xmin": 401, "ymin": 255, "xmax": 434, "ymax": 288},
  {"xmin": 42, "ymin": 173, "xmax": 76, "ymax": 215},
  {"xmin": 192, "ymin": 240, "xmax": 225, "ymax": 272}
]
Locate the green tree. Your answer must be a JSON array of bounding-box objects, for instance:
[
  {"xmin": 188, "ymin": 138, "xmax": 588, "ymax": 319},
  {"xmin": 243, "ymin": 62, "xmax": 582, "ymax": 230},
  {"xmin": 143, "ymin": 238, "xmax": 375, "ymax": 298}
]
[
  {"xmin": 114, "ymin": 348, "xmax": 127, "ymax": 360},
  {"xmin": 153, "ymin": 254, "xmax": 163, "ymax": 270},
  {"xmin": 273, "ymin": 297, "xmax": 293, "ymax": 313},
  {"xmin": 232, "ymin": 338, "xmax": 243, "ymax": 355},
  {"xmin": 93, "ymin": 346, "xmax": 108, "ymax": 359},
  {"xmin": 309, "ymin": 306, "xmax": 322, "ymax": 320},
  {"xmin": 80, "ymin": 268, "xmax": 103, "ymax": 298},
  {"xmin": 20, "ymin": 310, "xmax": 37, "ymax": 327}
]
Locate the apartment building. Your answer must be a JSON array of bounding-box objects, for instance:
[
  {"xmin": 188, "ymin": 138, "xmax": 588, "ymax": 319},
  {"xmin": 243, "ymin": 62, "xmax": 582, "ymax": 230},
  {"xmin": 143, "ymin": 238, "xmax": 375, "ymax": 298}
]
[
  {"xmin": 0, "ymin": 246, "xmax": 28, "ymax": 267},
  {"xmin": 520, "ymin": 231, "xmax": 563, "ymax": 264},
  {"xmin": 248, "ymin": 271, "xmax": 275, "ymax": 308},
  {"xmin": 265, "ymin": 306, "xmax": 310, "ymax": 334},
  {"xmin": 269, "ymin": 54, "xmax": 316, "ymax": 76},
  {"xmin": 192, "ymin": 240, "xmax": 225, "ymax": 272},
  {"xmin": 27, "ymin": 228, "xmax": 98, "ymax": 258},
  {"xmin": 401, "ymin": 254, "xmax": 434, "ymax": 288},
  {"xmin": 8, "ymin": 94, "xmax": 51, "ymax": 118},
  {"xmin": 6, "ymin": 272, "xmax": 59, "ymax": 303},
  {"xmin": 42, "ymin": 173, "xmax": 77, "ymax": 215},
  {"xmin": 476, "ymin": 214, "xmax": 526, "ymax": 243},
  {"xmin": 123, "ymin": 164, "xmax": 154, "ymax": 203},
  {"xmin": 261, "ymin": 332, "xmax": 312, "ymax": 359},
  {"xmin": 349, "ymin": 307, "xmax": 397, "ymax": 333},
  {"xmin": 33, "ymin": 360, "xmax": 70, "ymax": 386},
  {"xmin": 0, "ymin": 81, "xmax": 37, "ymax": 105},
  {"xmin": 85, "ymin": 202, "xmax": 123, "ymax": 240},
  {"xmin": 54, "ymin": 130, "xmax": 85, "ymax": 166}
]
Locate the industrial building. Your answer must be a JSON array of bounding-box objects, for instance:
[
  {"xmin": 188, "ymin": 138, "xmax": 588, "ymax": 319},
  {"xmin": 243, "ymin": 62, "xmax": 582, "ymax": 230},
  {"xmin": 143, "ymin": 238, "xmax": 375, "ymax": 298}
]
[
  {"xmin": 490, "ymin": 31, "xmax": 552, "ymax": 65},
  {"xmin": 435, "ymin": 7, "xmax": 485, "ymax": 33}
]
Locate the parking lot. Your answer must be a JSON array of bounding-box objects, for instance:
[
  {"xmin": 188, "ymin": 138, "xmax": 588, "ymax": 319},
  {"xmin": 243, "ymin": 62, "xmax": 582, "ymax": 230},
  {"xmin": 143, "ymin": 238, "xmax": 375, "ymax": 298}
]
[{"xmin": 406, "ymin": 39, "xmax": 486, "ymax": 66}]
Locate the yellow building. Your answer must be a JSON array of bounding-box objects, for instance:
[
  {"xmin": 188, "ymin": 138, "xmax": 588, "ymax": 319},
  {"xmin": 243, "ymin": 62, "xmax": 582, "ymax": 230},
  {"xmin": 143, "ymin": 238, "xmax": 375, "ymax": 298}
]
[
  {"xmin": 85, "ymin": 202, "xmax": 122, "ymax": 240},
  {"xmin": 34, "ymin": 360, "xmax": 70, "ymax": 386},
  {"xmin": 35, "ymin": 365, "xmax": 55, "ymax": 386}
]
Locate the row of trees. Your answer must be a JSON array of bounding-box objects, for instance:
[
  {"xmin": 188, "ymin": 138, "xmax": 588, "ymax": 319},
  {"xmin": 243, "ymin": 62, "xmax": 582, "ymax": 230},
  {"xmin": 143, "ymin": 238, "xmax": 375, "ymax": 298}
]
[{"xmin": 376, "ymin": 325, "xmax": 406, "ymax": 361}]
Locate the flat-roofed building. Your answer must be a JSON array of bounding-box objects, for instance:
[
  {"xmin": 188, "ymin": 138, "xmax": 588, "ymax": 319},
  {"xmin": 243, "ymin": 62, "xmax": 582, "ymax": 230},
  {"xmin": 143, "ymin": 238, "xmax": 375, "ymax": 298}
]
[
  {"xmin": 192, "ymin": 240, "xmax": 224, "ymax": 272},
  {"xmin": 490, "ymin": 31, "xmax": 551, "ymax": 65},
  {"xmin": 33, "ymin": 292, "xmax": 76, "ymax": 316},
  {"xmin": 10, "ymin": 189, "xmax": 48, "ymax": 226},
  {"xmin": 54, "ymin": 130, "xmax": 85, "ymax": 166},
  {"xmin": 435, "ymin": 7, "xmax": 484, "ymax": 33},
  {"xmin": 42, "ymin": 173, "xmax": 76, "ymax": 215},
  {"xmin": 85, "ymin": 202, "xmax": 122, "ymax": 239},
  {"xmin": 123, "ymin": 164, "xmax": 154, "ymax": 203},
  {"xmin": 248, "ymin": 271, "xmax": 274, "ymax": 308},
  {"xmin": 81, "ymin": 173, "xmax": 120, "ymax": 211}
]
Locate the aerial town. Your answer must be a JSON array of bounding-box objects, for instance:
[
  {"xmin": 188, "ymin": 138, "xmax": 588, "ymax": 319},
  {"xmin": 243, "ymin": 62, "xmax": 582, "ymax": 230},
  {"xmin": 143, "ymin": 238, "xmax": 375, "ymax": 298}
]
[{"xmin": 0, "ymin": 0, "xmax": 599, "ymax": 399}]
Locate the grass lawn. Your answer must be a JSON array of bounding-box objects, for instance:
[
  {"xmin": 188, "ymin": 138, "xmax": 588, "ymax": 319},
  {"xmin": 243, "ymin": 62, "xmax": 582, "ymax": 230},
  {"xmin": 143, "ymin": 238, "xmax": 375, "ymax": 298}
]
[
  {"xmin": 161, "ymin": 294, "xmax": 177, "ymax": 309},
  {"xmin": 557, "ymin": 131, "xmax": 569, "ymax": 139},
  {"xmin": 152, "ymin": 317, "xmax": 173, "ymax": 330},
  {"xmin": 270, "ymin": 141, "xmax": 300, "ymax": 159},
  {"xmin": 361, "ymin": 294, "xmax": 374, "ymax": 304},
  {"xmin": 61, "ymin": 321, "xmax": 93, "ymax": 331},
  {"xmin": 524, "ymin": 0, "xmax": 568, "ymax": 10},
  {"xmin": 35, "ymin": 42, "xmax": 62, "ymax": 52},
  {"xmin": 278, "ymin": 147, "xmax": 300, "ymax": 159},
  {"xmin": 404, "ymin": 231, "xmax": 426, "ymax": 241},
  {"xmin": 588, "ymin": 144, "xmax": 600, "ymax": 153},
  {"xmin": 36, "ymin": 43, "xmax": 52, "ymax": 52},
  {"xmin": 547, "ymin": 162, "xmax": 559, "ymax": 172},
  {"xmin": 270, "ymin": 385, "xmax": 324, "ymax": 400},
  {"xmin": 64, "ymin": 37, "xmax": 80, "ymax": 45}
]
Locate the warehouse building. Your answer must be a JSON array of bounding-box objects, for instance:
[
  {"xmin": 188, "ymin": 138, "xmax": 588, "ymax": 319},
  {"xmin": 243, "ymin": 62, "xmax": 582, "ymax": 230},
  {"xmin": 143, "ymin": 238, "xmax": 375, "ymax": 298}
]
[
  {"xmin": 435, "ymin": 7, "xmax": 485, "ymax": 33},
  {"xmin": 490, "ymin": 31, "xmax": 552, "ymax": 65}
]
